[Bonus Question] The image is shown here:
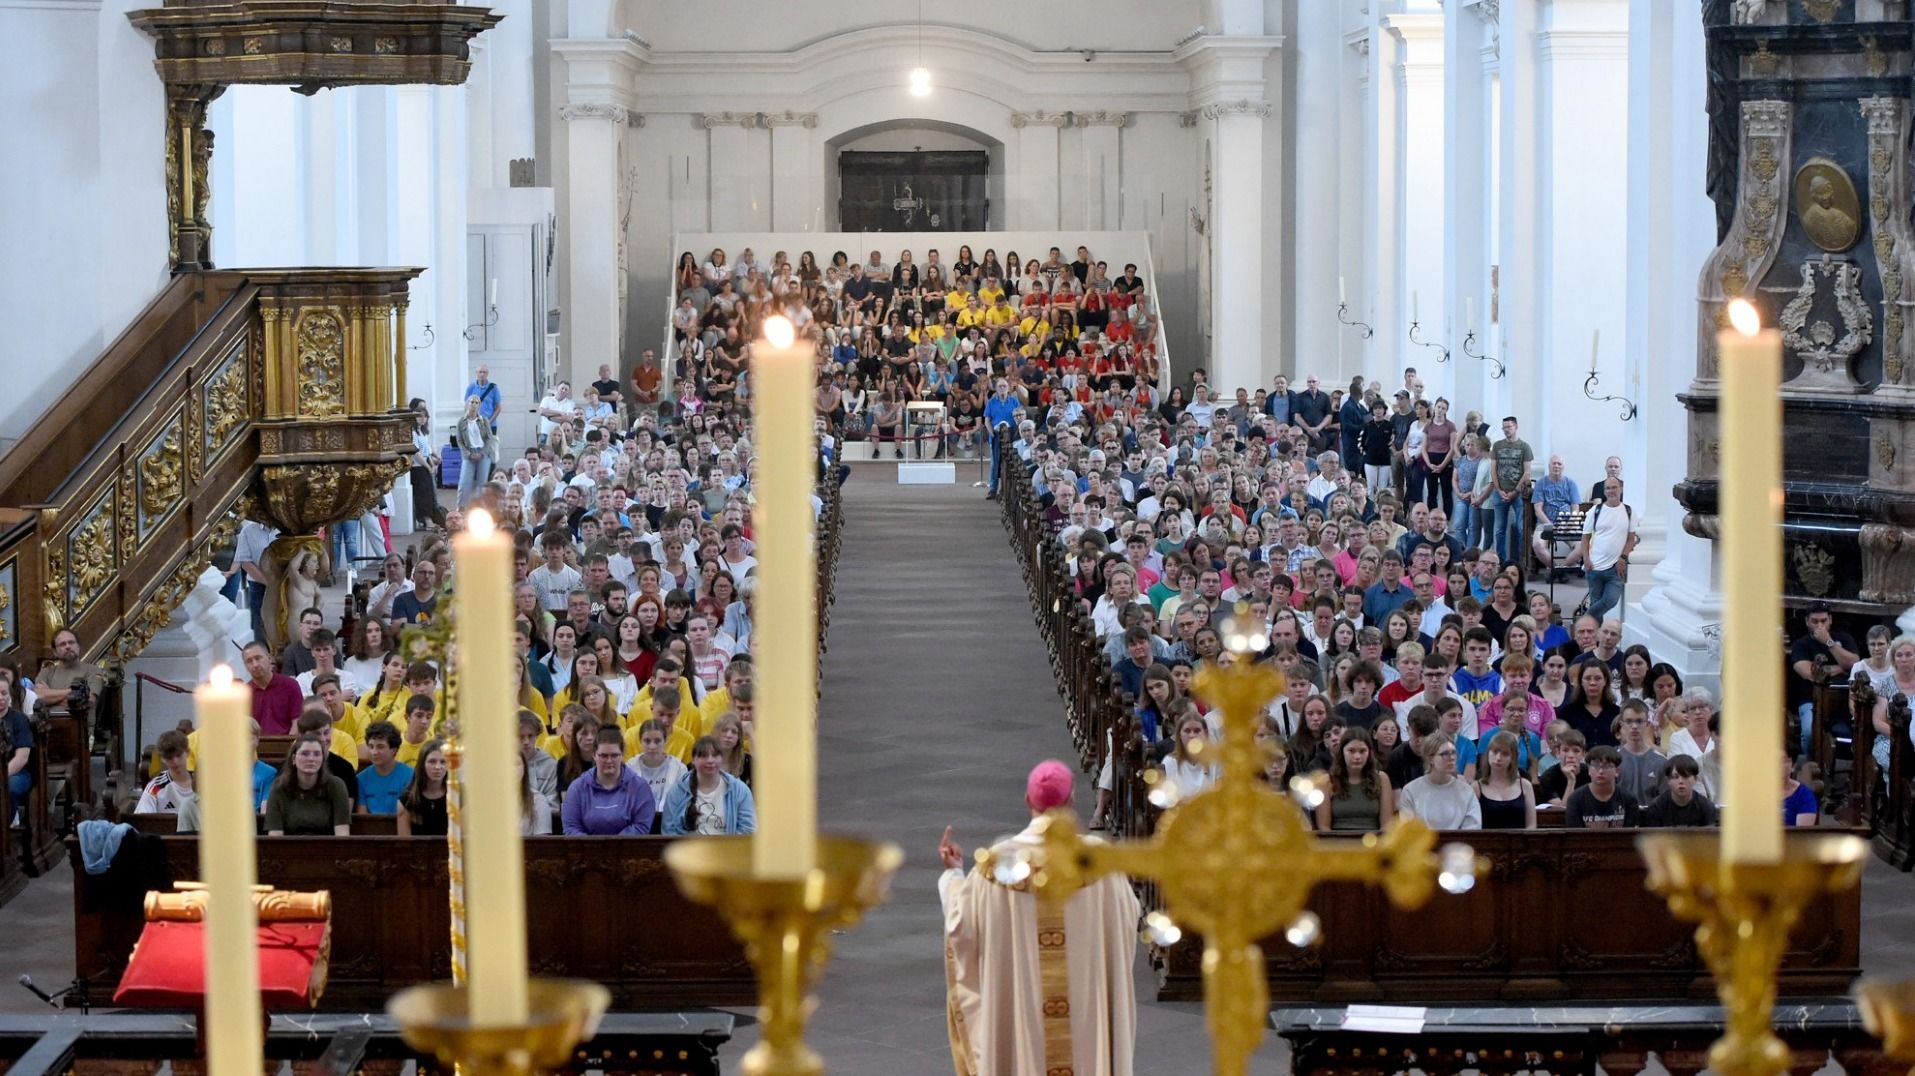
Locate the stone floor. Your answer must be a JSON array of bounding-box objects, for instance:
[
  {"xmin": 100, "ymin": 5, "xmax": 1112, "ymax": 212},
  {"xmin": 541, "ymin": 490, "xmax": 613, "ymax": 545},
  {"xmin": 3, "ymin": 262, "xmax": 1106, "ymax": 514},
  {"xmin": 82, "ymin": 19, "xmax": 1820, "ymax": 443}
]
[{"xmin": 3, "ymin": 467, "xmax": 1912, "ymax": 1075}]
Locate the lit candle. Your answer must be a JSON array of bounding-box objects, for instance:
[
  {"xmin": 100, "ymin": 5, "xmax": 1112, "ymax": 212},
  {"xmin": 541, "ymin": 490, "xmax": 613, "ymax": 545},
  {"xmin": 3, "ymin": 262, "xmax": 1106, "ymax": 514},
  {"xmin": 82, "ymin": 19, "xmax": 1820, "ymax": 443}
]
[
  {"xmin": 750, "ymin": 315, "xmax": 819, "ymax": 877},
  {"xmin": 1339, "ymin": 276, "xmax": 1347, "ymax": 305},
  {"xmin": 196, "ymin": 663, "xmax": 261, "ymax": 1076},
  {"xmin": 1590, "ymin": 330, "xmax": 1601, "ymax": 374},
  {"xmin": 454, "ymin": 509, "xmax": 530, "ymax": 1024},
  {"xmin": 1717, "ymin": 299, "xmax": 1784, "ymax": 864}
]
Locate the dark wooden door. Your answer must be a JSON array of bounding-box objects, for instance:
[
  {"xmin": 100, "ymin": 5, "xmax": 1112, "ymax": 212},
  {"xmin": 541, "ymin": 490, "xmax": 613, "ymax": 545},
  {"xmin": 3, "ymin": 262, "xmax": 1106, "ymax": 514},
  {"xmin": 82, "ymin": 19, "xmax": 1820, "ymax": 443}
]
[{"xmin": 838, "ymin": 150, "xmax": 989, "ymax": 231}]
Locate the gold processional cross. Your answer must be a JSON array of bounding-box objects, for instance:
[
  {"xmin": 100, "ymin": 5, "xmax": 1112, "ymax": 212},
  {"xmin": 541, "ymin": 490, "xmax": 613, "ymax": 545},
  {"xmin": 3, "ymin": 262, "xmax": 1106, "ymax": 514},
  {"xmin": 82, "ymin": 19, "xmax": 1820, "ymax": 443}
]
[{"xmin": 983, "ymin": 617, "xmax": 1480, "ymax": 1076}]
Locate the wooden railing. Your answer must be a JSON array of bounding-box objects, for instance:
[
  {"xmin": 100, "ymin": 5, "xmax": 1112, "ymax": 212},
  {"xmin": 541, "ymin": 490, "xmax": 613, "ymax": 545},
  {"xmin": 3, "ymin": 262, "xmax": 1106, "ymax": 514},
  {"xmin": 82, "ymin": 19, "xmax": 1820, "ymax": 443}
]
[{"xmin": 1845, "ymin": 679, "xmax": 1915, "ymax": 869}]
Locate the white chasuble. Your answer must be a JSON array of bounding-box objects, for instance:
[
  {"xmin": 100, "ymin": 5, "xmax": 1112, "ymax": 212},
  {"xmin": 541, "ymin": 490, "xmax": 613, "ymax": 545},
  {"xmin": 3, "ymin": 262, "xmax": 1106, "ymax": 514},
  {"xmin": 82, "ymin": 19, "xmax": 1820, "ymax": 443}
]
[{"xmin": 940, "ymin": 820, "xmax": 1141, "ymax": 1076}]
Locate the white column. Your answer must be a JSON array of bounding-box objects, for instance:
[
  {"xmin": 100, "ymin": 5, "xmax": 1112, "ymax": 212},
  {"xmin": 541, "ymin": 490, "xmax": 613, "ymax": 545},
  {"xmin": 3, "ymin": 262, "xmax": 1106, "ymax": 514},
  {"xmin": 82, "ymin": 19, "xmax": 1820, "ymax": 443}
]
[
  {"xmin": 1496, "ymin": 0, "xmax": 1543, "ymax": 427},
  {"xmin": 1292, "ymin": 0, "xmax": 1346, "ymax": 383},
  {"xmin": 766, "ymin": 112, "xmax": 818, "ymax": 232},
  {"xmin": 1537, "ymin": 0, "xmax": 1629, "ymax": 482},
  {"xmin": 1365, "ymin": 17, "xmax": 1403, "ymax": 382},
  {"xmin": 562, "ymin": 103, "xmax": 630, "ymax": 390},
  {"xmin": 1178, "ymin": 34, "xmax": 1281, "ymax": 395},
  {"xmin": 702, "ymin": 112, "xmax": 755, "ymax": 232},
  {"xmin": 429, "ymin": 85, "xmax": 471, "ymax": 429},
  {"xmin": 1076, "ymin": 112, "xmax": 1126, "ymax": 230},
  {"xmin": 1625, "ymin": 0, "xmax": 1720, "ymax": 688},
  {"xmin": 467, "ymin": 40, "xmax": 496, "ymax": 190},
  {"xmin": 1013, "ymin": 111, "xmax": 1066, "ymax": 230},
  {"xmin": 1340, "ymin": 29, "xmax": 1372, "ymax": 384},
  {"xmin": 1445, "ymin": 2, "xmax": 1494, "ymax": 414},
  {"xmin": 1388, "ymin": 12, "xmax": 1448, "ymax": 399},
  {"xmin": 487, "ymin": 7, "xmax": 538, "ymax": 188}
]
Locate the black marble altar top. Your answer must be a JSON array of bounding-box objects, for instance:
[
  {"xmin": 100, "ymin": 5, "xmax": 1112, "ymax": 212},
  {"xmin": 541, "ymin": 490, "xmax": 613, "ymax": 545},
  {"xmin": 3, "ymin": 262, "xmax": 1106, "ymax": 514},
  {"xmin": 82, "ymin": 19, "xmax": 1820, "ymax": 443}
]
[{"xmin": 1271, "ymin": 998, "xmax": 1864, "ymax": 1034}]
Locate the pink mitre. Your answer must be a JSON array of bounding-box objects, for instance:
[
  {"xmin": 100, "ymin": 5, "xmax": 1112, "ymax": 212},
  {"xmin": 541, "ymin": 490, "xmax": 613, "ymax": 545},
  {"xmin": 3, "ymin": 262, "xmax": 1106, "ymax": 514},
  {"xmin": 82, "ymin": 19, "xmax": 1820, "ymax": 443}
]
[{"xmin": 1026, "ymin": 759, "xmax": 1074, "ymax": 812}]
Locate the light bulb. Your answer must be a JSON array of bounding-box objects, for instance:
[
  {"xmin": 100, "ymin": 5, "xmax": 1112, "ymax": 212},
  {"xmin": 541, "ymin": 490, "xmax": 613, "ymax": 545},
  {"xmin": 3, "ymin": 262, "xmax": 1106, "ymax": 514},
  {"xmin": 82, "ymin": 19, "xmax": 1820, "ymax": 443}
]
[{"xmin": 908, "ymin": 67, "xmax": 933, "ymax": 97}]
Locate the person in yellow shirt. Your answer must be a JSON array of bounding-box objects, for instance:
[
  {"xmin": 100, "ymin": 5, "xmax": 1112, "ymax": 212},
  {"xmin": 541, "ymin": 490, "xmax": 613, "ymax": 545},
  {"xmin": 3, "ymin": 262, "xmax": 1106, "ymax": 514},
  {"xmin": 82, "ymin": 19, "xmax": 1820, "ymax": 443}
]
[
  {"xmin": 311, "ymin": 673, "xmax": 366, "ymax": 763},
  {"xmin": 984, "ymin": 297, "xmax": 1016, "ymax": 328},
  {"xmin": 624, "ymin": 686, "xmax": 696, "ymax": 762},
  {"xmin": 977, "ymin": 280, "xmax": 1006, "ymax": 307},
  {"xmin": 355, "ymin": 652, "xmax": 413, "ymax": 737},
  {"xmin": 698, "ymin": 656, "xmax": 753, "ymax": 733},
  {"xmin": 947, "ymin": 286, "xmax": 974, "ymax": 315},
  {"xmin": 625, "ymin": 656, "xmax": 696, "ymax": 732},
  {"xmin": 396, "ymin": 695, "xmax": 436, "ymax": 767}
]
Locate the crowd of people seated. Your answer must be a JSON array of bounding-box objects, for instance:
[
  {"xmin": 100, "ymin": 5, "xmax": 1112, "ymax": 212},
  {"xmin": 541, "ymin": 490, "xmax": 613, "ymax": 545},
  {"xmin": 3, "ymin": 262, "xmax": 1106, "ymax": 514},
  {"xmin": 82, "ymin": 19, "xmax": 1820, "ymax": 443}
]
[
  {"xmin": 671, "ymin": 242, "xmax": 1163, "ymax": 462},
  {"xmin": 1002, "ymin": 357, "xmax": 1915, "ymax": 834},
  {"xmin": 120, "ymin": 246, "xmax": 866, "ymax": 840}
]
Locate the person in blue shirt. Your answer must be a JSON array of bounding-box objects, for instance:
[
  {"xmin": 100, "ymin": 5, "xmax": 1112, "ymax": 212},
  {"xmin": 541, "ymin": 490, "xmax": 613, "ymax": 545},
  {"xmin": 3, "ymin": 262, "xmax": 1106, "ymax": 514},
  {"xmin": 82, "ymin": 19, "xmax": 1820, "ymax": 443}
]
[
  {"xmin": 1528, "ymin": 454, "xmax": 1582, "ymax": 575},
  {"xmin": 1782, "ymin": 752, "xmax": 1820, "ymax": 827},
  {"xmin": 462, "ymin": 365, "xmax": 503, "ymax": 430},
  {"xmin": 1362, "ymin": 551, "xmax": 1414, "ymax": 625},
  {"xmin": 1477, "ymin": 688, "xmax": 1544, "ymax": 780},
  {"xmin": 661, "ymin": 737, "xmax": 758, "ymax": 836},
  {"xmin": 1449, "ymin": 628, "xmax": 1505, "ymax": 710},
  {"xmin": 982, "ymin": 379, "xmax": 1021, "ymax": 499},
  {"xmin": 355, "ymin": 721, "xmax": 413, "ymax": 815}
]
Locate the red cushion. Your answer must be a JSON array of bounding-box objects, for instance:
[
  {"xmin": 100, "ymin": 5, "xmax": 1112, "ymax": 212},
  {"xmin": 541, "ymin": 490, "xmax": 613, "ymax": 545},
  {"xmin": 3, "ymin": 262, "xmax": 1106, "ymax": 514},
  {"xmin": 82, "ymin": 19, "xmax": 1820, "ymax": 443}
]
[{"xmin": 114, "ymin": 920, "xmax": 330, "ymax": 1008}]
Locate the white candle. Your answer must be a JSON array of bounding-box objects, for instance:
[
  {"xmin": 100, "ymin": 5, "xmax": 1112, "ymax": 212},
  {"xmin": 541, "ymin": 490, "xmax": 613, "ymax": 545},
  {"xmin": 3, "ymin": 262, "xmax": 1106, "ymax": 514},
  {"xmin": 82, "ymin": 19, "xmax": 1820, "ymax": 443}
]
[
  {"xmin": 1717, "ymin": 300, "xmax": 1785, "ymax": 864},
  {"xmin": 751, "ymin": 316, "xmax": 820, "ymax": 877},
  {"xmin": 1412, "ymin": 290, "xmax": 1420, "ymax": 324},
  {"xmin": 1339, "ymin": 276, "xmax": 1347, "ymax": 305},
  {"xmin": 1465, "ymin": 298, "xmax": 1475, "ymax": 335},
  {"xmin": 197, "ymin": 664, "xmax": 261, "ymax": 1076},
  {"xmin": 1590, "ymin": 330, "xmax": 1601, "ymax": 374},
  {"xmin": 454, "ymin": 509, "xmax": 530, "ymax": 1024},
  {"xmin": 488, "ymin": 278, "xmax": 499, "ymax": 308}
]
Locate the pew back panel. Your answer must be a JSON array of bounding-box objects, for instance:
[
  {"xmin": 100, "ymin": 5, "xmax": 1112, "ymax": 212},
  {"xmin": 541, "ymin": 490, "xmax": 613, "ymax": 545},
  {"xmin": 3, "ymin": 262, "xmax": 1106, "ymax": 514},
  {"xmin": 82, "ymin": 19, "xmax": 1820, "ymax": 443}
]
[
  {"xmin": 1157, "ymin": 830, "xmax": 1863, "ymax": 1003},
  {"xmin": 70, "ymin": 836, "xmax": 755, "ymax": 1010}
]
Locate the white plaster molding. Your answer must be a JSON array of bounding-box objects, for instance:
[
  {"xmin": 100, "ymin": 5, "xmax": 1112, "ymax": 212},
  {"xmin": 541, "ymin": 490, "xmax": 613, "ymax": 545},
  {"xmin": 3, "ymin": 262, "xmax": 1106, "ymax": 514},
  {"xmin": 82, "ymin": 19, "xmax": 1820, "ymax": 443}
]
[
  {"xmin": 1537, "ymin": 30, "xmax": 1630, "ymax": 61},
  {"xmin": 1179, "ymin": 111, "xmax": 1199, "ymax": 127},
  {"xmin": 0, "ymin": 0, "xmax": 101, "ymax": 9},
  {"xmin": 1347, "ymin": 29, "xmax": 1372, "ymax": 56},
  {"xmin": 697, "ymin": 111, "xmax": 761, "ymax": 128},
  {"xmin": 1200, "ymin": 99, "xmax": 1272, "ymax": 119},
  {"xmin": 1010, "ymin": 110, "xmax": 1072, "ymax": 128},
  {"xmin": 761, "ymin": 110, "xmax": 818, "ymax": 128},
  {"xmin": 559, "ymin": 102, "xmax": 644, "ymax": 126},
  {"xmin": 1074, "ymin": 110, "xmax": 1131, "ymax": 128},
  {"xmin": 636, "ymin": 24, "xmax": 1184, "ymax": 81},
  {"xmin": 1173, "ymin": 25, "xmax": 1209, "ymax": 49}
]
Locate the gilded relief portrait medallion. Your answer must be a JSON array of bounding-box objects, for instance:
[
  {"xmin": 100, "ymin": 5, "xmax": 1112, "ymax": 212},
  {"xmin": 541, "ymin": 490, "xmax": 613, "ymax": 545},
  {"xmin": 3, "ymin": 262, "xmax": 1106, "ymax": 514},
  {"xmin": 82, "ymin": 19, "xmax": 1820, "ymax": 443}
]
[{"xmin": 1794, "ymin": 158, "xmax": 1861, "ymax": 253}]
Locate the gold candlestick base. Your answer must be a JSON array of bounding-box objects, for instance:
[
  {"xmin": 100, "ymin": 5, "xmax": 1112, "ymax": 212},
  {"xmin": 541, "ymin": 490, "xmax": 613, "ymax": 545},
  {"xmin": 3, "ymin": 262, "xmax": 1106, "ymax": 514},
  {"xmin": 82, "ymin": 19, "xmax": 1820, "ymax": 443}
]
[
  {"xmin": 1638, "ymin": 832, "xmax": 1868, "ymax": 1076},
  {"xmin": 387, "ymin": 978, "xmax": 610, "ymax": 1076},
  {"xmin": 1855, "ymin": 978, "xmax": 1915, "ymax": 1073},
  {"xmin": 665, "ymin": 835, "xmax": 904, "ymax": 1076}
]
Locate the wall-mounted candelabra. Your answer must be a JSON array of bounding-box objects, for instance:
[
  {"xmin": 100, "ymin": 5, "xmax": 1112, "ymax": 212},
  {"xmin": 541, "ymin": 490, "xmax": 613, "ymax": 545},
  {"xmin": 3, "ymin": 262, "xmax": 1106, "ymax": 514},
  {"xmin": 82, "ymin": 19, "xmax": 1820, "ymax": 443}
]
[
  {"xmin": 1336, "ymin": 302, "xmax": 1374, "ymax": 339},
  {"xmin": 1408, "ymin": 318, "xmax": 1451, "ymax": 364},
  {"xmin": 1461, "ymin": 330, "xmax": 1506, "ymax": 380},
  {"xmin": 1583, "ymin": 369, "xmax": 1637, "ymax": 421},
  {"xmin": 408, "ymin": 323, "xmax": 436, "ymax": 351},
  {"xmin": 463, "ymin": 305, "xmax": 499, "ymax": 343}
]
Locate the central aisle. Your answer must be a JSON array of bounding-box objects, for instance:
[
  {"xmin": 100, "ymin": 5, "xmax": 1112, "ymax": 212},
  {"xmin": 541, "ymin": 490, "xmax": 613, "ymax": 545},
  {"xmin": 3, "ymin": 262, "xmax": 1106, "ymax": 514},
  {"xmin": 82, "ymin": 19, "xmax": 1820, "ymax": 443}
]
[{"xmin": 715, "ymin": 474, "xmax": 1219, "ymax": 1074}]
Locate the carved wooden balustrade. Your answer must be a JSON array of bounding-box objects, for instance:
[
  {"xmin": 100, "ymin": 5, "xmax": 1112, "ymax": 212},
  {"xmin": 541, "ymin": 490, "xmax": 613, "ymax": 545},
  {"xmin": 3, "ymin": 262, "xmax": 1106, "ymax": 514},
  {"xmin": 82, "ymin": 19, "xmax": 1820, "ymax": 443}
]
[{"xmin": 0, "ymin": 269, "xmax": 421, "ymax": 673}]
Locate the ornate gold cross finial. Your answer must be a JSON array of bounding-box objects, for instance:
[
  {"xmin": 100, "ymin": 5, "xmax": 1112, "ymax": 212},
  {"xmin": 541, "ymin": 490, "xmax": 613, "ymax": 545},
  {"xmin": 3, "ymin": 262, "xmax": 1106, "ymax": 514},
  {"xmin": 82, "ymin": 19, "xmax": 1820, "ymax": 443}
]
[{"xmin": 987, "ymin": 614, "xmax": 1478, "ymax": 1076}]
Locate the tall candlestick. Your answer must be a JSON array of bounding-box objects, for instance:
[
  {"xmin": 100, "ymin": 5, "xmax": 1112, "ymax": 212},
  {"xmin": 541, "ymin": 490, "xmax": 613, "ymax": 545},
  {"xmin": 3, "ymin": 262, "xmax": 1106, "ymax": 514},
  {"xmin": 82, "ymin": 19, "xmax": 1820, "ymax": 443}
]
[
  {"xmin": 1590, "ymin": 330, "xmax": 1601, "ymax": 373},
  {"xmin": 196, "ymin": 664, "xmax": 261, "ymax": 1076},
  {"xmin": 453, "ymin": 509, "xmax": 530, "ymax": 1024},
  {"xmin": 751, "ymin": 315, "xmax": 820, "ymax": 878},
  {"xmin": 1717, "ymin": 299, "xmax": 1785, "ymax": 864}
]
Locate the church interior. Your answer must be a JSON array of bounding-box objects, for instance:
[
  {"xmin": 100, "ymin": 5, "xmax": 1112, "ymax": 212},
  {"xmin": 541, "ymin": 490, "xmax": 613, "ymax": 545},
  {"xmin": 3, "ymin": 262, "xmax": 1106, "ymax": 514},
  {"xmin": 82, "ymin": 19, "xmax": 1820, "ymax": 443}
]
[{"xmin": 3, "ymin": 0, "xmax": 1915, "ymax": 1072}]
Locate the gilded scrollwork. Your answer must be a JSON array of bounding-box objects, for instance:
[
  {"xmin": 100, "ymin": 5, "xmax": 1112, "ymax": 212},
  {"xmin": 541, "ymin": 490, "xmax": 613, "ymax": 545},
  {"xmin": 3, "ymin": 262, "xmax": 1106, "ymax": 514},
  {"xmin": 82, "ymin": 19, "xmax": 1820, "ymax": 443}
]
[
  {"xmin": 118, "ymin": 465, "xmax": 138, "ymax": 564},
  {"xmin": 1861, "ymin": 97, "xmax": 1915, "ymax": 388},
  {"xmin": 1778, "ymin": 256, "xmax": 1870, "ymax": 392},
  {"xmin": 294, "ymin": 310, "xmax": 348, "ymax": 418},
  {"xmin": 43, "ymin": 546, "xmax": 65, "ymax": 635},
  {"xmin": 204, "ymin": 338, "xmax": 250, "ymax": 462},
  {"xmin": 68, "ymin": 494, "xmax": 117, "ymax": 618},
  {"xmin": 140, "ymin": 425, "xmax": 185, "ymax": 523},
  {"xmin": 1791, "ymin": 544, "xmax": 1837, "ymax": 598},
  {"xmin": 1696, "ymin": 101, "xmax": 1791, "ymax": 381}
]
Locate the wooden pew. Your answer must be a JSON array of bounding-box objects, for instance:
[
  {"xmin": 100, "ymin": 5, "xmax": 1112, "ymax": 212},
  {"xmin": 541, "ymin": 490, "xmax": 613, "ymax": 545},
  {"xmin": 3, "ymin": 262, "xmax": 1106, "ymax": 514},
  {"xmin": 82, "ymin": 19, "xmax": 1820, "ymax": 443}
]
[
  {"xmin": 1872, "ymin": 691, "xmax": 1914, "ymax": 869},
  {"xmin": 69, "ymin": 835, "xmax": 756, "ymax": 1011},
  {"xmin": 14, "ymin": 719, "xmax": 60, "ymax": 875},
  {"xmin": 1156, "ymin": 828, "xmax": 1863, "ymax": 1004}
]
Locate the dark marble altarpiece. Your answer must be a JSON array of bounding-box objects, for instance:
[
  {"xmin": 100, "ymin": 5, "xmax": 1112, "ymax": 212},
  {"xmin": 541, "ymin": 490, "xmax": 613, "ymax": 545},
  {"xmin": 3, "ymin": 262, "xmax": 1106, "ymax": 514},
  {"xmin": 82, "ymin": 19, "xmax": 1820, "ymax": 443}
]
[{"xmin": 1683, "ymin": 0, "xmax": 1915, "ymax": 617}]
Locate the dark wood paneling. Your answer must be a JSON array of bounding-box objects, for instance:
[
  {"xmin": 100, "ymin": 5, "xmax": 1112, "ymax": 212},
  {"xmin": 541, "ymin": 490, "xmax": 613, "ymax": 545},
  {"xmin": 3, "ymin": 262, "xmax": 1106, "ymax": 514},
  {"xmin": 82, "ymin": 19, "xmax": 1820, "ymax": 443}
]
[{"xmin": 69, "ymin": 836, "xmax": 756, "ymax": 1010}]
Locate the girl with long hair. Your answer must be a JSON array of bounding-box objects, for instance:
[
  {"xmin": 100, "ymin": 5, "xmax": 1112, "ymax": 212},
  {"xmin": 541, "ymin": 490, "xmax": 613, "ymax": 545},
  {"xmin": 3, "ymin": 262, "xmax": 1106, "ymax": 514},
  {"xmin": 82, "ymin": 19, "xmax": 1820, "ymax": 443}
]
[
  {"xmin": 1474, "ymin": 730, "xmax": 1537, "ymax": 829},
  {"xmin": 1316, "ymin": 726, "xmax": 1394, "ymax": 832},
  {"xmin": 396, "ymin": 739, "xmax": 449, "ymax": 836},
  {"xmin": 710, "ymin": 713, "xmax": 752, "ymax": 786}
]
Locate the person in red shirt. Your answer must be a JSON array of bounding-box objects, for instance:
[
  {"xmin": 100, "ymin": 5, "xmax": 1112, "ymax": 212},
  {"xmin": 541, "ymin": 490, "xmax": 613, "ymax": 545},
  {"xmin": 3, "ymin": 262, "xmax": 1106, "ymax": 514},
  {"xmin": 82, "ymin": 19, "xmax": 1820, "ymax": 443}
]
[{"xmin": 242, "ymin": 640, "xmax": 306, "ymax": 735}]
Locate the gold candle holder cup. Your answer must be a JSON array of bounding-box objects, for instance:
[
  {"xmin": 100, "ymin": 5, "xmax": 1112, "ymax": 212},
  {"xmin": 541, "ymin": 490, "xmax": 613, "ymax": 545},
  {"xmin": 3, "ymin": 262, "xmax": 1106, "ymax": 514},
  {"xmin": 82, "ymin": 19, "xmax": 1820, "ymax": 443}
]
[
  {"xmin": 387, "ymin": 977, "xmax": 610, "ymax": 1076},
  {"xmin": 665, "ymin": 834, "xmax": 904, "ymax": 1076}
]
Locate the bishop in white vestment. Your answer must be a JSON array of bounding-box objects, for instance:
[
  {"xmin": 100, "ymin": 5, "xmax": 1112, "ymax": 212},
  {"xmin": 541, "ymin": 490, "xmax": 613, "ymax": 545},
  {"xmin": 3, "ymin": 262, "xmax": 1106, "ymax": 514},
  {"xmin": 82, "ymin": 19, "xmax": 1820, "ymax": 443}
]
[{"xmin": 940, "ymin": 760, "xmax": 1141, "ymax": 1076}]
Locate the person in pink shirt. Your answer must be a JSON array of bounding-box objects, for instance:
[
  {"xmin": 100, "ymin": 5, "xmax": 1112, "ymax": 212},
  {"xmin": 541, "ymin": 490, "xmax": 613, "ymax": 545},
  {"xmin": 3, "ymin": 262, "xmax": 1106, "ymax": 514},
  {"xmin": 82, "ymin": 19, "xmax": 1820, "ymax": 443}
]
[
  {"xmin": 1474, "ymin": 653, "xmax": 1554, "ymax": 737},
  {"xmin": 242, "ymin": 640, "xmax": 305, "ymax": 736}
]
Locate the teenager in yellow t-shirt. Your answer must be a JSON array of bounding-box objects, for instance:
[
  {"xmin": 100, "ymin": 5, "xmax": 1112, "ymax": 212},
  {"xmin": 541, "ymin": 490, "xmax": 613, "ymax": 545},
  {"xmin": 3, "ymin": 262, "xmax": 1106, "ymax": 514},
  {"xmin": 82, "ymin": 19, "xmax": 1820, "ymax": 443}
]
[
  {"xmin": 623, "ymin": 685, "xmax": 697, "ymax": 762},
  {"xmin": 395, "ymin": 695, "xmax": 436, "ymax": 766}
]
